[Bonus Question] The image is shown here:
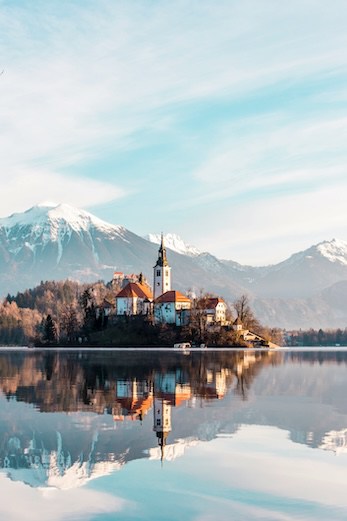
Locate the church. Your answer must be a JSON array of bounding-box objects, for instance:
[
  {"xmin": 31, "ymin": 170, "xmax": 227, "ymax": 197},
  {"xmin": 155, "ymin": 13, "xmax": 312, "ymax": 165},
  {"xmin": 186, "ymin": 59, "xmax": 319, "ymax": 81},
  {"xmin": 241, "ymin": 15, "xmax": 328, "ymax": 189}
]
[{"xmin": 114, "ymin": 235, "xmax": 192, "ymax": 325}]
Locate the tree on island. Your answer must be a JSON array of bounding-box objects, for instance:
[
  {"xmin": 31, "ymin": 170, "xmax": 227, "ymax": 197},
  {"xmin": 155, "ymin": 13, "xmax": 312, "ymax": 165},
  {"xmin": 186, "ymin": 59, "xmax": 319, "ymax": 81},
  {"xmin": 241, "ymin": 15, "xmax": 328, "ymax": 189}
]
[
  {"xmin": 0, "ymin": 278, "xmax": 286, "ymax": 347},
  {"xmin": 79, "ymin": 288, "xmax": 97, "ymax": 335},
  {"xmin": 187, "ymin": 290, "xmax": 212, "ymax": 344},
  {"xmin": 60, "ymin": 304, "xmax": 81, "ymax": 343},
  {"xmin": 182, "ymin": 290, "xmax": 237, "ymax": 346},
  {"xmin": 43, "ymin": 314, "xmax": 57, "ymax": 344},
  {"xmin": 233, "ymin": 295, "xmax": 255, "ymax": 327}
]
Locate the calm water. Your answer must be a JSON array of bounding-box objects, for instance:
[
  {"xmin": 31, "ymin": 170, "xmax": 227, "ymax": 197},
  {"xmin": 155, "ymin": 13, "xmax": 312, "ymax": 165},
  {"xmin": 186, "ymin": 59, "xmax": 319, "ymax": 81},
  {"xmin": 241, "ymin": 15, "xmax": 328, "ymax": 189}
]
[{"xmin": 0, "ymin": 348, "xmax": 347, "ymax": 521}]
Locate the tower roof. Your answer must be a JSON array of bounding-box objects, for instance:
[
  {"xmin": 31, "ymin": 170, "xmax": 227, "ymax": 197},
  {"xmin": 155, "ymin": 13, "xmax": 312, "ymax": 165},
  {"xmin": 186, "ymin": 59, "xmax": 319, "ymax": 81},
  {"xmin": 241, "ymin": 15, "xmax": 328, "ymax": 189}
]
[{"xmin": 154, "ymin": 233, "xmax": 169, "ymax": 267}]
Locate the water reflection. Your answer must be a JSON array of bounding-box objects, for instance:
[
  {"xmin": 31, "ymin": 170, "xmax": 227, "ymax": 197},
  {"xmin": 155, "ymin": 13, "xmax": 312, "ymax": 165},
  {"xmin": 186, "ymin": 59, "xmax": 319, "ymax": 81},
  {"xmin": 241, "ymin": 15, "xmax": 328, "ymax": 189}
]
[
  {"xmin": 0, "ymin": 349, "xmax": 347, "ymax": 491},
  {"xmin": 0, "ymin": 349, "xmax": 278, "ymax": 408}
]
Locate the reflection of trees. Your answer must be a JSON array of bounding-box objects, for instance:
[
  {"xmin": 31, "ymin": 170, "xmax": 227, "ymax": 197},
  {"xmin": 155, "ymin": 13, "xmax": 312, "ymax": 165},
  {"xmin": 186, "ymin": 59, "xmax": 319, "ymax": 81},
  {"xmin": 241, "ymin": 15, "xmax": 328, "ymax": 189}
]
[
  {"xmin": 1, "ymin": 349, "xmax": 347, "ymax": 483},
  {"xmin": 288, "ymin": 351, "xmax": 347, "ymax": 365},
  {"xmin": 0, "ymin": 350, "xmax": 283, "ymax": 414},
  {"xmin": 3, "ymin": 351, "xmax": 286, "ymax": 482},
  {"xmin": 231, "ymin": 351, "xmax": 283, "ymax": 400}
]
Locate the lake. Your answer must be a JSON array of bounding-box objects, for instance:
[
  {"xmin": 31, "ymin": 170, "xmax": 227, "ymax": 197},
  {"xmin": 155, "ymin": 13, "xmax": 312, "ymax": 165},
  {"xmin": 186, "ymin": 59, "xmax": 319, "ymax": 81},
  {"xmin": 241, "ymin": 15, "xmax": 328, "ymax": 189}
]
[{"xmin": 0, "ymin": 348, "xmax": 347, "ymax": 521}]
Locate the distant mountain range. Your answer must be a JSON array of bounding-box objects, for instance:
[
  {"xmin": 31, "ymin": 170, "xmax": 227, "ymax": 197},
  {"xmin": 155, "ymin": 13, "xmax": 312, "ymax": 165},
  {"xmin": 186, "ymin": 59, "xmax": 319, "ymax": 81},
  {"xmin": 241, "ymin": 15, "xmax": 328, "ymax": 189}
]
[{"xmin": 0, "ymin": 203, "xmax": 347, "ymax": 329}]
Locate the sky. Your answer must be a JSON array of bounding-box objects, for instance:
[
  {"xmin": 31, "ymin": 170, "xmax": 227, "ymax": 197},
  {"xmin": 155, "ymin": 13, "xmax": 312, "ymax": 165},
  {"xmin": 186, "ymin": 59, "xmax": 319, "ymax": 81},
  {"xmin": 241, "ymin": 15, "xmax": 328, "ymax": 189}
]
[{"xmin": 1, "ymin": 0, "xmax": 347, "ymax": 265}]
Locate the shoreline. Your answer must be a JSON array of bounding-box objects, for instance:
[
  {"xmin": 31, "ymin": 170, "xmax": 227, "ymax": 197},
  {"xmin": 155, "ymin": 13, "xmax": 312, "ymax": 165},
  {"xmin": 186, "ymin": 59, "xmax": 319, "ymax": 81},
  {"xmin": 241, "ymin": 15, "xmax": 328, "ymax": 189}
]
[{"xmin": 1, "ymin": 345, "xmax": 347, "ymax": 352}]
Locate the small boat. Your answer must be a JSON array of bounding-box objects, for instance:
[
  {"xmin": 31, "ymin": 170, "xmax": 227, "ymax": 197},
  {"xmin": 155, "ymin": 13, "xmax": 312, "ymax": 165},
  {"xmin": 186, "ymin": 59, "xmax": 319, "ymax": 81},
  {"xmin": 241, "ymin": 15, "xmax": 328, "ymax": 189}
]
[{"xmin": 173, "ymin": 342, "xmax": 191, "ymax": 350}]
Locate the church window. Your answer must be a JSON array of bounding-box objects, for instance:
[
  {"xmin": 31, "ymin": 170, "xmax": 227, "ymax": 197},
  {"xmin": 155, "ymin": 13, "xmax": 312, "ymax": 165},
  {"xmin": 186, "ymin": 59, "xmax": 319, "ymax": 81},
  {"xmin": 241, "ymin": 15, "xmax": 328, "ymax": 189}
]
[
  {"xmin": 165, "ymin": 270, "xmax": 169, "ymax": 276},
  {"xmin": 157, "ymin": 419, "xmax": 161, "ymax": 426},
  {"xmin": 156, "ymin": 270, "xmax": 161, "ymax": 277}
]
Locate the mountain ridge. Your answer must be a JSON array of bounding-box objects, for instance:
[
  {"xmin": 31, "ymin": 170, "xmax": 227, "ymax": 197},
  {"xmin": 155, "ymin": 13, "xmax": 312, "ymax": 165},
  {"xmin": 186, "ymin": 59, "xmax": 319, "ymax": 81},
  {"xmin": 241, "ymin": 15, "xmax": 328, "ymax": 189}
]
[{"xmin": 0, "ymin": 203, "xmax": 346, "ymax": 329}]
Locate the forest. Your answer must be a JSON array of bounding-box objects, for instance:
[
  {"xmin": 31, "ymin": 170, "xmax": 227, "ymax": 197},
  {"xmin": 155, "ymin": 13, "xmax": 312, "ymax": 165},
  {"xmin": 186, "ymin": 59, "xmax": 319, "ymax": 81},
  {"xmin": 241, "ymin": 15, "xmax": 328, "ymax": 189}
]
[
  {"xmin": 0, "ymin": 278, "xmax": 283, "ymax": 347},
  {"xmin": 286, "ymin": 328, "xmax": 347, "ymax": 347}
]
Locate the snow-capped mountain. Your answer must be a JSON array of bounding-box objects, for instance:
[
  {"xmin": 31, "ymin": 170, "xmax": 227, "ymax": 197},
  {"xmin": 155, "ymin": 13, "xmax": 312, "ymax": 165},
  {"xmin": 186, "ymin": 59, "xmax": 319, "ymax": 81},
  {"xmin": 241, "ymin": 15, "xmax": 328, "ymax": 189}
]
[
  {"xmin": 1, "ymin": 202, "xmax": 124, "ymax": 237},
  {"xmin": 1, "ymin": 203, "xmax": 127, "ymax": 265},
  {"xmin": 0, "ymin": 202, "xmax": 157, "ymax": 288},
  {"xmin": 0, "ymin": 203, "xmax": 245, "ymax": 301},
  {"xmin": 275, "ymin": 239, "xmax": 347, "ymax": 273},
  {"xmin": 320, "ymin": 428, "xmax": 347, "ymax": 455},
  {"xmin": 1, "ymin": 203, "xmax": 347, "ymax": 328},
  {"xmin": 145, "ymin": 233, "xmax": 201, "ymax": 256},
  {"xmin": 239, "ymin": 239, "xmax": 347, "ymax": 299},
  {"xmin": 316, "ymin": 239, "xmax": 347, "ymax": 266}
]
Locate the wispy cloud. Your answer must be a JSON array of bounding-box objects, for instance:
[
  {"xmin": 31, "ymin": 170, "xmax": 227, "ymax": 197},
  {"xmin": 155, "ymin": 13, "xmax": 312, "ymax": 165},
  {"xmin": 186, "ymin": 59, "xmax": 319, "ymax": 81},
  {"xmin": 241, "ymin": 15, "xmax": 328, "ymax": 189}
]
[
  {"xmin": 0, "ymin": 169, "xmax": 125, "ymax": 218},
  {"xmin": 1, "ymin": 0, "xmax": 347, "ymax": 260},
  {"xmin": 193, "ymin": 114, "xmax": 347, "ymax": 189},
  {"xmin": 1, "ymin": 1, "xmax": 347, "ymax": 160},
  {"xmin": 184, "ymin": 108, "xmax": 347, "ymax": 263},
  {"xmin": 190, "ymin": 182, "xmax": 347, "ymax": 265}
]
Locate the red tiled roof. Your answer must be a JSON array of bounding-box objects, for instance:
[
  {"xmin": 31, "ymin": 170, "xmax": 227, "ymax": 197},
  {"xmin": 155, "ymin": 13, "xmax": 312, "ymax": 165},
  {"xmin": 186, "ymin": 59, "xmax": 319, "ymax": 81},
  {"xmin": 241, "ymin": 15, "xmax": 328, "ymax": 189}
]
[
  {"xmin": 155, "ymin": 290, "xmax": 191, "ymax": 303},
  {"xmin": 116, "ymin": 282, "xmax": 153, "ymax": 300},
  {"xmin": 205, "ymin": 297, "xmax": 225, "ymax": 309}
]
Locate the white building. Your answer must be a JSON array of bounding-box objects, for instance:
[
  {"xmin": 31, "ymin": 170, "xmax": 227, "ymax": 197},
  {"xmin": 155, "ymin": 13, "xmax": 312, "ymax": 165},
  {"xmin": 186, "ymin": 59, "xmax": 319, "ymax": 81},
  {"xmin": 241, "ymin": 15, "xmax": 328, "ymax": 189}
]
[
  {"xmin": 115, "ymin": 282, "xmax": 153, "ymax": 316},
  {"xmin": 204, "ymin": 297, "xmax": 228, "ymax": 324},
  {"xmin": 153, "ymin": 234, "xmax": 171, "ymax": 299},
  {"xmin": 154, "ymin": 290, "xmax": 191, "ymax": 326}
]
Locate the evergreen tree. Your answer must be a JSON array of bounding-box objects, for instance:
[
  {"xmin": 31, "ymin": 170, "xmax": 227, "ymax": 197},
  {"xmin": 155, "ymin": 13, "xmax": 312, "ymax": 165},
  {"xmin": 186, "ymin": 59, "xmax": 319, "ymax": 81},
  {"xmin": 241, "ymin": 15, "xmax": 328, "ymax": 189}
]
[
  {"xmin": 80, "ymin": 289, "xmax": 97, "ymax": 334},
  {"xmin": 44, "ymin": 314, "xmax": 57, "ymax": 343}
]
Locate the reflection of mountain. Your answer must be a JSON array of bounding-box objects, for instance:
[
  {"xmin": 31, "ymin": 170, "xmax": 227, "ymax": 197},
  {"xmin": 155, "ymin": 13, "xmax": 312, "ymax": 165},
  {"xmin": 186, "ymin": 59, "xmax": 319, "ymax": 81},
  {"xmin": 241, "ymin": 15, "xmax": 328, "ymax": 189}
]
[
  {"xmin": 1, "ymin": 350, "xmax": 347, "ymax": 489},
  {"xmin": 320, "ymin": 429, "xmax": 347, "ymax": 454},
  {"xmin": 147, "ymin": 438, "xmax": 199, "ymax": 462},
  {"xmin": 0, "ymin": 350, "xmax": 278, "ymax": 487},
  {"xmin": 2, "ymin": 431, "xmax": 123, "ymax": 489}
]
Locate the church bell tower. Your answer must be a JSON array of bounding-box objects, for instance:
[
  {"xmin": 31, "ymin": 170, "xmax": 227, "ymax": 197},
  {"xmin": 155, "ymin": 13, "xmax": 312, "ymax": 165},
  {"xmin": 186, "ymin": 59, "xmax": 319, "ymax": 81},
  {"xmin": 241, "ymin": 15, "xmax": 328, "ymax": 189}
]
[
  {"xmin": 153, "ymin": 234, "xmax": 171, "ymax": 299},
  {"xmin": 153, "ymin": 398, "xmax": 172, "ymax": 462}
]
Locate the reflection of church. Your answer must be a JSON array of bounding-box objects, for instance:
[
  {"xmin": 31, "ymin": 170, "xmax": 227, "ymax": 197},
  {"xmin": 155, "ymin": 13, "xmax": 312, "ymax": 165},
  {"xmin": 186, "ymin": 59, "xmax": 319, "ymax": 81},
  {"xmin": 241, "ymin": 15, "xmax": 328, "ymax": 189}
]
[
  {"xmin": 0, "ymin": 349, "xmax": 280, "ymax": 474},
  {"xmin": 153, "ymin": 398, "xmax": 172, "ymax": 461},
  {"xmin": 113, "ymin": 378, "xmax": 153, "ymax": 422}
]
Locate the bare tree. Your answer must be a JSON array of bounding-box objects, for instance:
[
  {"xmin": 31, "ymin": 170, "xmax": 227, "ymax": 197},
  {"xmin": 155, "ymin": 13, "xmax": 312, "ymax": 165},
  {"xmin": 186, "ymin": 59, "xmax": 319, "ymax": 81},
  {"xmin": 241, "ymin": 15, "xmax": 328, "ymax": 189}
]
[
  {"xmin": 60, "ymin": 303, "xmax": 81, "ymax": 342},
  {"xmin": 233, "ymin": 294, "xmax": 260, "ymax": 330}
]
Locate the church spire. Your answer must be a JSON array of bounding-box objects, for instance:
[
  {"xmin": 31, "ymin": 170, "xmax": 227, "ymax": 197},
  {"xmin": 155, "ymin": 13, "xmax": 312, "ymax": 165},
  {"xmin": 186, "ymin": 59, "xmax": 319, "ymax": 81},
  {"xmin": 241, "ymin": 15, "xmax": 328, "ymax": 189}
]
[
  {"xmin": 156, "ymin": 233, "xmax": 169, "ymax": 267},
  {"xmin": 153, "ymin": 233, "xmax": 171, "ymax": 299}
]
